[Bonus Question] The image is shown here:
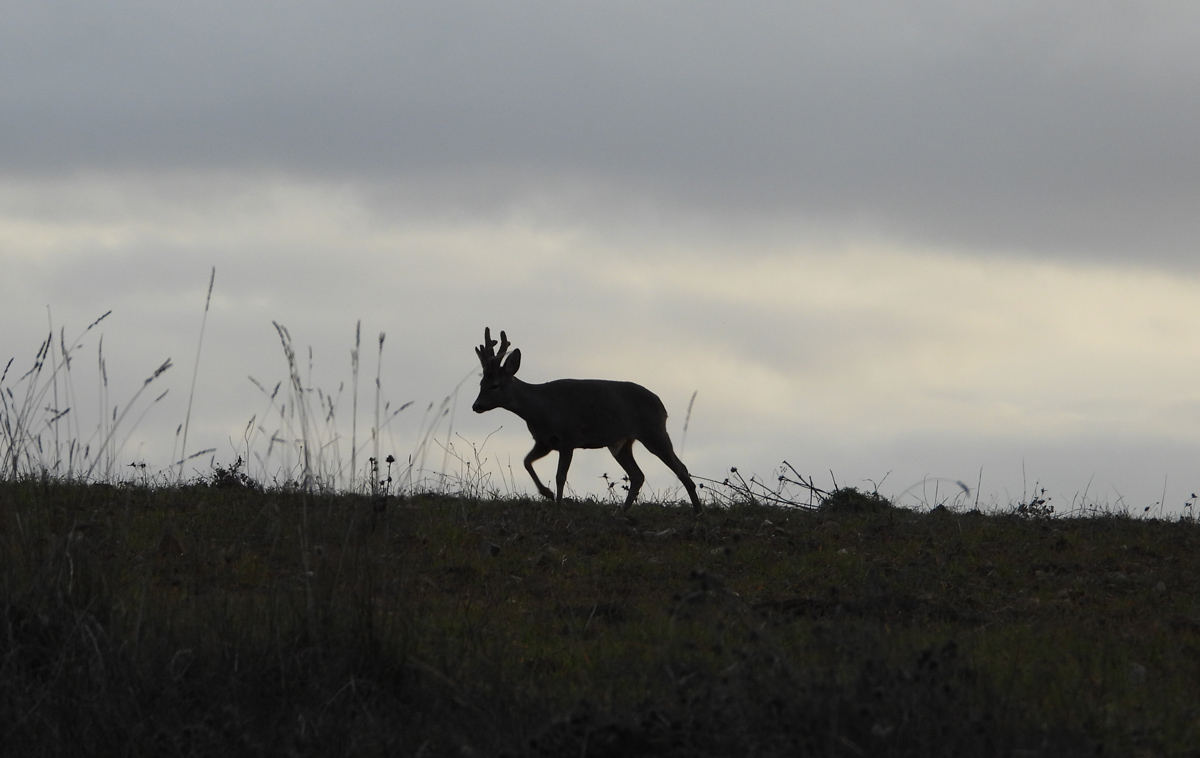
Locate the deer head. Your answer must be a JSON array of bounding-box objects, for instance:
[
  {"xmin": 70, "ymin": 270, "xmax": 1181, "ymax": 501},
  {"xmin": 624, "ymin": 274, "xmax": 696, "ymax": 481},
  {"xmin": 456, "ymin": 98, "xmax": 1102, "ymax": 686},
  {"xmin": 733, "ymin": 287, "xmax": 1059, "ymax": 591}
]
[{"xmin": 472, "ymin": 327, "xmax": 521, "ymax": 413}]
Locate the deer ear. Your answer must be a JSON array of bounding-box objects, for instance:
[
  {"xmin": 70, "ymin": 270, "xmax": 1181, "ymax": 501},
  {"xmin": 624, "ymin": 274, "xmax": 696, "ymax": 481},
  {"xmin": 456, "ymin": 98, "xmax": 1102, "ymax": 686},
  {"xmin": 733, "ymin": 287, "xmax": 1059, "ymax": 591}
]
[{"xmin": 502, "ymin": 349, "xmax": 521, "ymax": 376}]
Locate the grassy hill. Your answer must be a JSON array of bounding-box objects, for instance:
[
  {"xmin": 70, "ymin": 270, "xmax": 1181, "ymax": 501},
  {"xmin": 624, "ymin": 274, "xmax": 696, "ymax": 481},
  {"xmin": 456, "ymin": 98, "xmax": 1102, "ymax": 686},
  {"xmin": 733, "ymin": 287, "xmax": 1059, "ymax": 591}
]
[{"xmin": 3, "ymin": 478, "xmax": 1200, "ymax": 756}]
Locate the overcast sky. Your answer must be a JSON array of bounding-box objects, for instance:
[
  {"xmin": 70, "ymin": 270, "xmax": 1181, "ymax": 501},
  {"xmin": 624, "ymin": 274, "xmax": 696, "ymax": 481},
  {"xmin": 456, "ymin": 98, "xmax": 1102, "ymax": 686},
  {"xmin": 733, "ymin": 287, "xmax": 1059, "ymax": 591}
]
[{"xmin": 3, "ymin": 2, "xmax": 1200, "ymax": 511}]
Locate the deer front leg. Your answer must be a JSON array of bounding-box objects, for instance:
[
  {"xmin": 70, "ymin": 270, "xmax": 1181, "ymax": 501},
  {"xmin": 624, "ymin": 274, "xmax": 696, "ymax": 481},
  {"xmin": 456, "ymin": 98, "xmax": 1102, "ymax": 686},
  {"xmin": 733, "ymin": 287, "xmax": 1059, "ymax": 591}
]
[
  {"xmin": 524, "ymin": 442, "xmax": 555, "ymax": 500},
  {"xmin": 554, "ymin": 448, "xmax": 573, "ymax": 504}
]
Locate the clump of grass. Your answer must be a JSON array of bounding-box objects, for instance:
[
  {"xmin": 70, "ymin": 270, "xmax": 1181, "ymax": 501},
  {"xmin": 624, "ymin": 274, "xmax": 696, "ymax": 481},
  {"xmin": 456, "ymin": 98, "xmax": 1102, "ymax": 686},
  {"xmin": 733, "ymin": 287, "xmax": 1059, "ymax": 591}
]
[
  {"xmin": 243, "ymin": 322, "xmax": 415, "ymax": 493},
  {"xmin": 1, "ymin": 311, "xmax": 109, "ymax": 478},
  {"xmin": 819, "ymin": 485, "xmax": 895, "ymax": 514},
  {"xmin": 242, "ymin": 320, "xmax": 508, "ymax": 498},
  {"xmin": 205, "ymin": 455, "xmax": 260, "ymax": 490},
  {"xmin": 1, "ymin": 311, "xmax": 173, "ymax": 482},
  {"xmin": 1014, "ymin": 485, "xmax": 1055, "ymax": 519}
]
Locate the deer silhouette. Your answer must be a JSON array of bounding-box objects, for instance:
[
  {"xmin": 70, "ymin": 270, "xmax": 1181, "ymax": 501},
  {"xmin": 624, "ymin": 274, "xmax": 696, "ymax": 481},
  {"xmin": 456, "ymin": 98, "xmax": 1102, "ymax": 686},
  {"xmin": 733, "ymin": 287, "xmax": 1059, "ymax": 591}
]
[{"xmin": 472, "ymin": 328, "xmax": 704, "ymax": 514}]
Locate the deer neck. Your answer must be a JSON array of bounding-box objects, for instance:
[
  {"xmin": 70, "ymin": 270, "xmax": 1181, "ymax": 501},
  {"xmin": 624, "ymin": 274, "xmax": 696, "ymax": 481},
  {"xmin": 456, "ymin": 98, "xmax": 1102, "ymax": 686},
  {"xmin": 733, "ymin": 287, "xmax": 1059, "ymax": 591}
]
[{"xmin": 503, "ymin": 378, "xmax": 552, "ymax": 425}]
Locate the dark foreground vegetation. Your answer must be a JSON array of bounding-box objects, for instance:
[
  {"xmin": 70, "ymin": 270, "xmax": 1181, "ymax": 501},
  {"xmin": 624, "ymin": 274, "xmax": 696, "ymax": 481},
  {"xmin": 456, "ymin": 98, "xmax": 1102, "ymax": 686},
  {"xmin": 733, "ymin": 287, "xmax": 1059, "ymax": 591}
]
[{"xmin": 4, "ymin": 478, "xmax": 1200, "ymax": 757}]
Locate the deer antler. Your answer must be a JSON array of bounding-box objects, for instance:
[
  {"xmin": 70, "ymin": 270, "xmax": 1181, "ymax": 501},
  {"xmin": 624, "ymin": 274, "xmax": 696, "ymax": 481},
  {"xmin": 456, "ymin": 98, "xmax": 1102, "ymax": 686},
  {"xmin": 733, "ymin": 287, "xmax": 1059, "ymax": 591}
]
[{"xmin": 476, "ymin": 327, "xmax": 511, "ymax": 369}]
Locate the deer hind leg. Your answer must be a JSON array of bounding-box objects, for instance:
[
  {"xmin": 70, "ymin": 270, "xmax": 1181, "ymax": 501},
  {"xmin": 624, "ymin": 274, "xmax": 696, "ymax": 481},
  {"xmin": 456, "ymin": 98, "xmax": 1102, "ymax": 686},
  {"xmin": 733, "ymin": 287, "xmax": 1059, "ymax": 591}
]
[
  {"xmin": 609, "ymin": 439, "xmax": 645, "ymax": 511},
  {"xmin": 639, "ymin": 431, "xmax": 704, "ymax": 515},
  {"xmin": 524, "ymin": 441, "xmax": 555, "ymax": 500},
  {"xmin": 554, "ymin": 448, "xmax": 573, "ymax": 504}
]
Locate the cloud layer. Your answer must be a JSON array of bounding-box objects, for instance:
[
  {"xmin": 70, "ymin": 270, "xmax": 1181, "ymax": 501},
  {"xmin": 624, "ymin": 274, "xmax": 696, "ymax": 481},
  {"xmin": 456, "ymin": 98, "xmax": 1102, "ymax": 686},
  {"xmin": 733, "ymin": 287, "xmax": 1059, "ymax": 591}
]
[{"xmin": 4, "ymin": 3, "xmax": 1200, "ymax": 262}]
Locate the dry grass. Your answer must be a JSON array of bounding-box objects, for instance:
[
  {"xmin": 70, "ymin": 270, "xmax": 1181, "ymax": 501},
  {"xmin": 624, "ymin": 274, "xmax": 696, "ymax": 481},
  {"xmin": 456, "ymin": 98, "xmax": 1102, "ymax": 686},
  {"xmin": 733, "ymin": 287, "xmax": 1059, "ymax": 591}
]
[{"xmin": 4, "ymin": 477, "xmax": 1200, "ymax": 756}]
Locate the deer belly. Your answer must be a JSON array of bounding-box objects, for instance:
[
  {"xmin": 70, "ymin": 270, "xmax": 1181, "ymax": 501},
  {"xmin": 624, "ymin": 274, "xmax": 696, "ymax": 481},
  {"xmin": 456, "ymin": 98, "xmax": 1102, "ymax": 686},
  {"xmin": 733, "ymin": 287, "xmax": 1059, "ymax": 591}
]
[{"xmin": 530, "ymin": 426, "xmax": 622, "ymax": 451}]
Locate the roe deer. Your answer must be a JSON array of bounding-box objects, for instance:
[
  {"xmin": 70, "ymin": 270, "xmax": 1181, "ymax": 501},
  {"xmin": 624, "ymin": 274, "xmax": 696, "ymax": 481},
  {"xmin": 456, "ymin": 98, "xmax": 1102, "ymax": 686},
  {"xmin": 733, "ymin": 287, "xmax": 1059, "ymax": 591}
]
[{"xmin": 471, "ymin": 328, "xmax": 704, "ymax": 514}]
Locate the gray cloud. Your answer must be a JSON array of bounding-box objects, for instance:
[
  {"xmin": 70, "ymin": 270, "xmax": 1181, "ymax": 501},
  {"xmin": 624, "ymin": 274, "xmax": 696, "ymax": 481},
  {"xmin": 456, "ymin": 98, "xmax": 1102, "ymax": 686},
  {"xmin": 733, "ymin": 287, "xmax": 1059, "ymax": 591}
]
[{"xmin": 4, "ymin": 2, "xmax": 1200, "ymax": 263}]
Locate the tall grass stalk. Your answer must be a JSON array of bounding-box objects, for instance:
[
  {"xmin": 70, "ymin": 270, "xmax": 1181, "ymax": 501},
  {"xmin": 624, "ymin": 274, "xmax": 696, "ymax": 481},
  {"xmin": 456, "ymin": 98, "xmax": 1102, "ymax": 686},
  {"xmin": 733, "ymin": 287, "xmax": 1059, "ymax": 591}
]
[
  {"xmin": 57, "ymin": 327, "xmax": 87, "ymax": 472},
  {"xmin": 97, "ymin": 336, "xmax": 110, "ymax": 473},
  {"xmin": 412, "ymin": 399, "xmax": 450, "ymax": 489},
  {"xmin": 372, "ymin": 331, "xmax": 383, "ymax": 496},
  {"xmin": 47, "ymin": 308, "xmax": 61, "ymax": 465},
  {"xmin": 84, "ymin": 358, "xmax": 174, "ymax": 480},
  {"xmin": 350, "ymin": 320, "xmax": 361, "ymax": 493},
  {"xmin": 273, "ymin": 322, "xmax": 314, "ymax": 490},
  {"xmin": 681, "ymin": 389, "xmax": 697, "ymax": 453},
  {"xmin": 436, "ymin": 370, "xmax": 475, "ymax": 490},
  {"xmin": 177, "ymin": 266, "xmax": 215, "ymax": 483}
]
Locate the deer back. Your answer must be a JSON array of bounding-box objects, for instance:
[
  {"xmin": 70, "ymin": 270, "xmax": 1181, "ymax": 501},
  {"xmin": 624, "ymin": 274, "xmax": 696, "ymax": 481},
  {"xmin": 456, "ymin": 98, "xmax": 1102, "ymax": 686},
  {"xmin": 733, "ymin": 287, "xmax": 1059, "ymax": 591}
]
[{"xmin": 511, "ymin": 378, "xmax": 668, "ymax": 450}]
